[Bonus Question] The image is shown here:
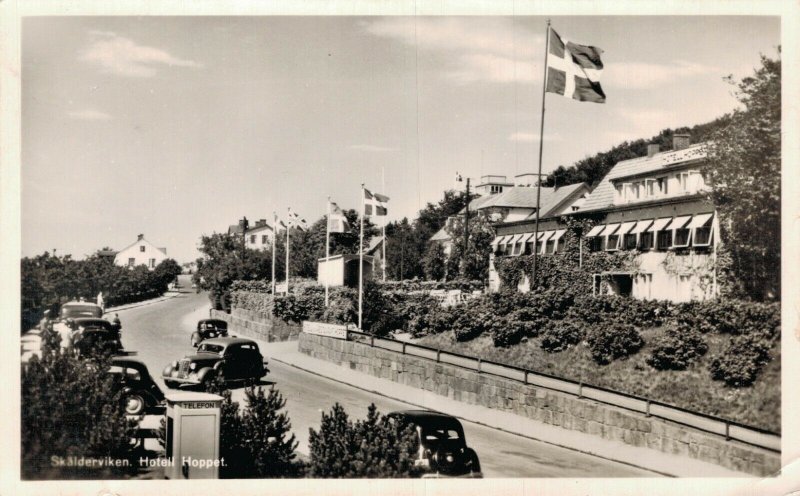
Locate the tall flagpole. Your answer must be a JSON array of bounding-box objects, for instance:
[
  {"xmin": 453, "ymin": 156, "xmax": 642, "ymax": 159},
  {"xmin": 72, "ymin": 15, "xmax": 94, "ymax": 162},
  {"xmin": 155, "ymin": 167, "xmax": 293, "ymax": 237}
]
[
  {"xmin": 381, "ymin": 165, "xmax": 387, "ymax": 282},
  {"xmin": 286, "ymin": 207, "xmax": 291, "ymax": 294},
  {"xmin": 532, "ymin": 19, "xmax": 551, "ymax": 290},
  {"xmin": 272, "ymin": 211, "xmax": 277, "ymax": 294},
  {"xmin": 325, "ymin": 196, "xmax": 331, "ymax": 307},
  {"xmin": 358, "ymin": 184, "xmax": 365, "ymax": 330}
]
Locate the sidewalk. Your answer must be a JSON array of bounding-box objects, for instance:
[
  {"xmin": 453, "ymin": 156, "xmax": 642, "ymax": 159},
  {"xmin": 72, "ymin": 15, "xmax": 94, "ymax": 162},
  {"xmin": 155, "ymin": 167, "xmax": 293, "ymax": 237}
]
[{"xmin": 262, "ymin": 338, "xmax": 748, "ymax": 479}]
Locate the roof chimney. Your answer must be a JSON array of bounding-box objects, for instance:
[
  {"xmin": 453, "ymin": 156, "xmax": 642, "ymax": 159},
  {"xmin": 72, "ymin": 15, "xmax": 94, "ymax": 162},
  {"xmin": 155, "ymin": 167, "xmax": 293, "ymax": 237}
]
[
  {"xmin": 137, "ymin": 234, "xmax": 144, "ymax": 241},
  {"xmin": 673, "ymin": 133, "xmax": 691, "ymax": 151},
  {"xmin": 647, "ymin": 144, "xmax": 660, "ymax": 158}
]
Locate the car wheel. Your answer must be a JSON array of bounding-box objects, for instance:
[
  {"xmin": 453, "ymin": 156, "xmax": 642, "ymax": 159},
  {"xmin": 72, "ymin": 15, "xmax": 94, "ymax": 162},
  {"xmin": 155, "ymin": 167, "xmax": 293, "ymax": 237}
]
[{"xmin": 123, "ymin": 393, "xmax": 146, "ymax": 416}]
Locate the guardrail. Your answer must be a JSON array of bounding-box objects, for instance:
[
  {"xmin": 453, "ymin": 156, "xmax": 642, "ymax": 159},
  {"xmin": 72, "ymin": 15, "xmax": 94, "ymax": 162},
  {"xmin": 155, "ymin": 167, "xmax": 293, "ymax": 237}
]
[{"xmin": 343, "ymin": 329, "xmax": 780, "ymax": 453}]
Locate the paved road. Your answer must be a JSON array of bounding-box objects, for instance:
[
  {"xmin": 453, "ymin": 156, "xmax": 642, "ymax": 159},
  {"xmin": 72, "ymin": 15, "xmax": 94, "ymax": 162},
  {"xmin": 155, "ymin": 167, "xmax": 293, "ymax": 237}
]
[{"xmin": 118, "ymin": 279, "xmax": 655, "ymax": 478}]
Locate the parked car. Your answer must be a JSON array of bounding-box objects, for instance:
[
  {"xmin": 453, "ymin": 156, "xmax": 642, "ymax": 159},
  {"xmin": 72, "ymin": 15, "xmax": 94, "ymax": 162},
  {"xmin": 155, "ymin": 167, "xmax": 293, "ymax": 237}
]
[
  {"xmin": 162, "ymin": 337, "xmax": 268, "ymax": 389},
  {"xmin": 71, "ymin": 317, "xmax": 123, "ymax": 356},
  {"xmin": 388, "ymin": 410, "xmax": 482, "ymax": 478},
  {"xmin": 59, "ymin": 301, "xmax": 104, "ymax": 320},
  {"xmin": 49, "ymin": 301, "xmax": 108, "ymax": 348},
  {"xmin": 109, "ymin": 357, "xmax": 165, "ymax": 416},
  {"xmin": 191, "ymin": 319, "xmax": 228, "ymax": 347}
]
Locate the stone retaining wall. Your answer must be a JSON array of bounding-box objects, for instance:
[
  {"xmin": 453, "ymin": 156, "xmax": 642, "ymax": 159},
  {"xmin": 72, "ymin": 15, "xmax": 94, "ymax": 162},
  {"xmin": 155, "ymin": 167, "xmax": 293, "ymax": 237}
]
[
  {"xmin": 299, "ymin": 332, "xmax": 779, "ymax": 477},
  {"xmin": 209, "ymin": 308, "xmax": 300, "ymax": 342}
]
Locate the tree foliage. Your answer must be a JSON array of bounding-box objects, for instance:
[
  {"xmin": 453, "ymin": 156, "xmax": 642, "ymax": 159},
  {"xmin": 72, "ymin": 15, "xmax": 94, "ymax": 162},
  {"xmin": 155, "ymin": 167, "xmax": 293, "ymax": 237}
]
[
  {"xmin": 307, "ymin": 403, "xmax": 420, "ymax": 478},
  {"xmin": 705, "ymin": 51, "xmax": 781, "ymax": 301},
  {"xmin": 21, "ymin": 329, "xmax": 135, "ymax": 479}
]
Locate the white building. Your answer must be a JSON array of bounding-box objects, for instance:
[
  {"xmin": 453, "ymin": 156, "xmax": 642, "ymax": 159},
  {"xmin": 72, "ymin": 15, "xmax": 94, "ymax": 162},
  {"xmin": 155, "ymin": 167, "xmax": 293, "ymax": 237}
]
[
  {"xmin": 245, "ymin": 219, "xmax": 274, "ymax": 251},
  {"xmin": 114, "ymin": 234, "xmax": 168, "ymax": 269}
]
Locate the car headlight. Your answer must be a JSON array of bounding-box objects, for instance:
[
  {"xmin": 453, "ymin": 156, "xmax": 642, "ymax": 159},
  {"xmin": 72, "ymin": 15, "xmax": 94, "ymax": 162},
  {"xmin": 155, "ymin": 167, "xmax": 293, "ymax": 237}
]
[{"xmin": 189, "ymin": 363, "xmax": 197, "ymax": 371}]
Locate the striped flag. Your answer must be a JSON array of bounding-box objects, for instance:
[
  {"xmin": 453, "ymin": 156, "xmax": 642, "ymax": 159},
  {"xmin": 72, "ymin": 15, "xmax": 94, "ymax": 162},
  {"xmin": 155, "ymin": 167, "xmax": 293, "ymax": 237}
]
[
  {"xmin": 328, "ymin": 202, "xmax": 350, "ymax": 233},
  {"xmin": 276, "ymin": 219, "xmax": 287, "ymax": 230},
  {"xmin": 364, "ymin": 188, "xmax": 389, "ymax": 216},
  {"xmin": 288, "ymin": 210, "xmax": 308, "ymax": 230},
  {"xmin": 546, "ymin": 27, "xmax": 606, "ymax": 103}
]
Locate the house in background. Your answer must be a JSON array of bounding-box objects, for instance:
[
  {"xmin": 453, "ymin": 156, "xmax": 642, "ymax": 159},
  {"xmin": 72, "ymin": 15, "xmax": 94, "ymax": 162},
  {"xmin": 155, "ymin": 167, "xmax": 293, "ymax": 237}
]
[
  {"xmin": 227, "ymin": 217, "xmax": 274, "ymax": 251},
  {"xmin": 114, "ymin": 234, "xmax": 168, "ymax": 270}
]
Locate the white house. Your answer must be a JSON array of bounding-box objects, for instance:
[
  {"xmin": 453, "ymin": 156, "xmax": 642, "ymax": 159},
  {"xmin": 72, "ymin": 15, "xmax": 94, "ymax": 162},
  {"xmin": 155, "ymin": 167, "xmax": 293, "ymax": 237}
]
[
  {"xmin": 114, "ymin": 234, "xmax": 168, "ymax": 270},
  {"xmin": 245, "ymin": 219, "xmax": 274, "ymax": 251}
]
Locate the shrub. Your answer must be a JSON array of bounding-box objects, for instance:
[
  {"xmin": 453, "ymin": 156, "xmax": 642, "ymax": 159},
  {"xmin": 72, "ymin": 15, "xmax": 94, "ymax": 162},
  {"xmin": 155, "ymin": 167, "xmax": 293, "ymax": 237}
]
[
  {"xmin": 321, "ymin": 287, "xmax": 358, "ymax": 326},
  {"xmin": 709, "ymin": 333, "xmax": 774, "ymax": 387},
  {"xmin": 673, "ymin": 300, "xmax": 780, "ymax": 338},
  {"xmin": 646, "ymin": 325, "xmax": 708, "ymax": 370},
  {"xmin": 307, "ymin": 403, "xmax": 421, "ymax": 478},
  {"xmin": 586, "ymin": 321, "xmax": 644, "ymax": 365},
  {"xmin": 540, "ymin": 319, "xmax": 584, "ymax": 353},
  {"xmin": 451, "ymin": 301, "xmax": 494, "ymax": 342},
  {"xmin": 407, "ymin": 300, "xmax": 455, "ymax": 338}
]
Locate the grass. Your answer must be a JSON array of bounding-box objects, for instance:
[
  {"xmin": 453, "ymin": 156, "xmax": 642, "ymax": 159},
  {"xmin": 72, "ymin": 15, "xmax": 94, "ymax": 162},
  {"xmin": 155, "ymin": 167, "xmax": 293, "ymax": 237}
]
[{"xmin": 415, "ymin": 327, "xmax": 780, "ymax": 433}]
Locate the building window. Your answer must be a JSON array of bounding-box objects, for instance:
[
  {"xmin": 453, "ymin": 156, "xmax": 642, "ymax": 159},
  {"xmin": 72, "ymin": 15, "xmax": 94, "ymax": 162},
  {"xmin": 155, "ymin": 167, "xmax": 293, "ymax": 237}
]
[
  {"xmin": 678, "ymin": 172, "xmax": 690, "ymax": 193},
  {"xmin": 545, "ymin": 240, "xmax": 556, "ymax": 254},
  {"xmin": 128, "ymin": 258, "xmax": 135, "ymax": 267},
  {"xmin": 657, "ymin": 177, "xmax": 668, "ymax": 195},
  {"xmin": 262, "ymin": 235, "xmax": 268, "ymax": 244},
  {"xmin": 589, "ymin": 237, "xmax": 603, "ymax": 252},
  {"xmin": 656, "ymin": 231, "xmax": 672, "ymax": 250},
  {"xmin": 639, "ymin": 231, "xmax": 654, "ymax": 251},
  {"xmin": 624, "ymin": 233, "xmax": 637, "ymax": 250},
  {"xmin": 606, "ymin": 235, "xmax": 620, "ymax": 251},
  {"xmin": 140, "ymin": 245, "xmax": 145, "ymax": 252},
  {"xmin": 149, "ymin": 258, "xmax": 156, "ymax": 268},
  {"xmin": 673, "ymin": 228, "xmax": 691, "ymax": 248},
  {"xmin": 250, "ymin": 235, "xmax": 256, "ymax": 243},
  {"xmin": 694, "ymin": 226, "xmax": 713, "ymax": 246},
  {"xmin": 614, "ymin": 184, "xmax": 624, "ymax": 203}
]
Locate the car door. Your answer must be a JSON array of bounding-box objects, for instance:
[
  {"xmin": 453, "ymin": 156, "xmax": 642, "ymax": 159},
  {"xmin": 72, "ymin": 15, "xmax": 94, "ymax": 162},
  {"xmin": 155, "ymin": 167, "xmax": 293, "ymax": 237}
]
[{"xmin": 221, "ymin": 345, "xmax": 244, "ymax": 380}]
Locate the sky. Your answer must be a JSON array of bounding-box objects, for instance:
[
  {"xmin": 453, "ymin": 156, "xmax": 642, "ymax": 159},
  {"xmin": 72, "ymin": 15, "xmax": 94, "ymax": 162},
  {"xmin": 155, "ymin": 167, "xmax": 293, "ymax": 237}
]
[{"xmin": 21, "ymin": 15, "xmax": 780, "ymax": 263}]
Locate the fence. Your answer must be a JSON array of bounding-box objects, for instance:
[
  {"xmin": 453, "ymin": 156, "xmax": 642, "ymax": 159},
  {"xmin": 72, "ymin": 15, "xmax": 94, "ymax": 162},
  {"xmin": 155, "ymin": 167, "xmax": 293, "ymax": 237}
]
[{"xmin": 344, "ymin": 329, "xmax": 780, "ymax": 453}]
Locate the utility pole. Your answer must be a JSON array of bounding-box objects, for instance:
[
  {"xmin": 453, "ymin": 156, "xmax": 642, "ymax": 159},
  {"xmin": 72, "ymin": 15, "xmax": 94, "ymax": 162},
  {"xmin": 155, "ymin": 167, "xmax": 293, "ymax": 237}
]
[
  {"xmin": 464, "ymin": 177, "xmax": 471, "ymax": 257},
  {"xmin": 240, "ymin": 216, "xmax": 248, "ymax": 265}
]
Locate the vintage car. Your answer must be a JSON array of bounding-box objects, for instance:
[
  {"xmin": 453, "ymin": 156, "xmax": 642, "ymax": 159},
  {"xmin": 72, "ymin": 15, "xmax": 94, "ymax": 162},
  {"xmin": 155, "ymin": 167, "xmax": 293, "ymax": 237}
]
[
  {"xmin": 71, "ymin": 317, "xmax": 123, "ymax": 356},
  {"xmin": 49, "ymin": 301, "xmax": 108, "ymax": 348},
  {"xmin": 162, "ymin": 337, "xmax": 268, "ymax": 389},
  {"xmin": 388, "ymin": 410, "xmax": 482, "ymax": 478},
  {"xmin": 109, "ymin": 357, "xmax": 165, "ymax": 416},
  {"xmin": 59, "ymin": 301, "xmax": 104, "ymax": 320},
  {"xmin": 191, "ymin": 319, "xmax": 229, "ymax": 347}
]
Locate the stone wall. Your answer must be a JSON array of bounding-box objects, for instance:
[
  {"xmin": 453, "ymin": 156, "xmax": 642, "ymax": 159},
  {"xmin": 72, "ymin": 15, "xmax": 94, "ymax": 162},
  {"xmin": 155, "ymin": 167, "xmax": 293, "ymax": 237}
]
[
  {"xmin": 299, "ymin": 332, "xmax": 779, "ymax": 476},
  {"xmin": 209, "ymin": 308, "xmax": 300, "ymax": 342}
]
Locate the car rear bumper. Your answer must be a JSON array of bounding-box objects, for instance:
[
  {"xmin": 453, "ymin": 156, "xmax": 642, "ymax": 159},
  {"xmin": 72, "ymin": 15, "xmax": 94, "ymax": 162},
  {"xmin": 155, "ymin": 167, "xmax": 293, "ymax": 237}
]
[{"xmin": 421, "ymin": 472, "xmax": 483, "ymax": 479}]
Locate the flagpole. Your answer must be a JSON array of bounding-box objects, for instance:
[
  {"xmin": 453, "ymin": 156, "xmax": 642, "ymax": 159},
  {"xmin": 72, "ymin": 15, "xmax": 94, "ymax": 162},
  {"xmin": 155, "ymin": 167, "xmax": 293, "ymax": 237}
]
[
  {"xmin": 286, "ymin": 208, "xmax": 291, "ymax": 294},
  {"xmin": 381, "ymin": 165, "xmax": 387, "ymax": 282},
  {"xmin": 532, "ymin": 19, "xmax": 551, "ymax": 290},
  {"xmin": 272, "ymin": 211, "xmax": 277, "ymax": 294},
  {"xmin": 358, "ymin": 184, "xmax": 364, "ymax": 330},
  {"xmin": 325, "ymin": 196, "xmax": 331, "ymax": 307}
]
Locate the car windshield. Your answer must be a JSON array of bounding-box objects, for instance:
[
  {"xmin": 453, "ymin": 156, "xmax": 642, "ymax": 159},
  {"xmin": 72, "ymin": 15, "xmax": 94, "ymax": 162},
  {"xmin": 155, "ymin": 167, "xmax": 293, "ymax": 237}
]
[
  {"xmin": 197, "ymin": 343, "xmax": 224, "ymax": 354},
  {"xmin": 61, "ymin": 305, "xmax": 103, "ymax": 319}
]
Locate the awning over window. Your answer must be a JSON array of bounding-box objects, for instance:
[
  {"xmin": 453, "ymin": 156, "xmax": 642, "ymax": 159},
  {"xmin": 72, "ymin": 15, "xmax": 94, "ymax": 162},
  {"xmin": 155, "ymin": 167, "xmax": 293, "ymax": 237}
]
[
  {"xmin": 665, "ymin": 215, "xmax": 692, "ymax": 230},
  {"xmin": 540, "ymin": 231, "xmax": 555, "ymax": 242},
  {"xmin": 649, "ymin": 218, "xmax": 672, "ymax": 232},
  {"xmin": 491, "ymin": 235, "xmax": 510, "ymax": 248},
  {"xmin": 617, "ymin": 221, "xmax": 637, "ymax": 236},
  {"xmin": 520, "ymin": 232, "xmax": 536, "ymax": 244},
  {"xmin": 630, "ymin": 219, "xmax": 654, "ymax": 234},
  {"xmin": 508, "ymin": 233, "xmax": 525, "ymax": 245},
  {"xmin": 586, "ymin": 224, "xmax": 604, "ymax": 237},
  {"xmin": 550, "ymin": 229, "xmax": 567, "ymax": 242},
  {"xmin": 688, "ymin": 213, "xmax": 713, "ymax": 229},
  {"xmin": 600, "ymin": 223, "xmax": 620, "ymax": 237}
]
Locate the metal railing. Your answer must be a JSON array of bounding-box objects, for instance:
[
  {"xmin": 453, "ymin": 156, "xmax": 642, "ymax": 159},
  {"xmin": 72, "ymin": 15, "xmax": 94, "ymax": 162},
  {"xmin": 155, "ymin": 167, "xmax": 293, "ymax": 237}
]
[{"xmin": 342, "ymin": 329, "xmax": 780, "ymax": 452}]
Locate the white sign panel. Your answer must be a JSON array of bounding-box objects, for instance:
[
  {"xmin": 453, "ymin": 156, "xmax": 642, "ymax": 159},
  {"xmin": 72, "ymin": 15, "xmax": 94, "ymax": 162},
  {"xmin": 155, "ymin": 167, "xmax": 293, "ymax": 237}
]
[{"xmin": 302, "ymin": 321, "xmax": 348, "ymax": 339}]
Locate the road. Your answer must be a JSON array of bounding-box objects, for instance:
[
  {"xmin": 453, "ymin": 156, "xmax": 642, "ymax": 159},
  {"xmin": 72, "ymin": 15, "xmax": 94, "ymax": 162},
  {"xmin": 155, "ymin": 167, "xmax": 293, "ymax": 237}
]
[{"xmin": 117, "ymin": 277, "xmax": 655, "ymax": 478}]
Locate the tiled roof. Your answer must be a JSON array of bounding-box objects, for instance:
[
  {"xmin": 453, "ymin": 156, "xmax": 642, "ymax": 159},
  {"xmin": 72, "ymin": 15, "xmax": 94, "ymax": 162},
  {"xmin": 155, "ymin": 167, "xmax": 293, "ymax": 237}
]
[
  {"xmin": 580, "ymin": 143, "xmax": 708, "ymax": 212},
  {"xmin": 466, "ymin": 183, "xmax": 586, "ymax": 217}
]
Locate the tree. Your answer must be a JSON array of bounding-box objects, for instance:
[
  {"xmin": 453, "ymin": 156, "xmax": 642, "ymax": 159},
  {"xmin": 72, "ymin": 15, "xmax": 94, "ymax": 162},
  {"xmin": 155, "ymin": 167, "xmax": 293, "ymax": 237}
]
[
  {"xmin": 422, "ymin": 242, "xmax": 446, "ymax": 281},
  {"xmin": 705, "ymin": 51, "xmax": 781, "ymax": 301},
  {"xmin": 152, "ymin": 258, "xmax": 183, "ymax": 292},
  {"xmin": 21, "ymin": 329, "xmax": 135, "ymax": 479},
  {"xmin": 307, "ymin": 403, "xmax": 420, "ymax": 478},
  {"xmin": 384, "ymin": 218, "xmax": 418, "ymax": 280},
  {"xmin": 443, "ymin": 211, "xmax": 495, "ymax": 281}
]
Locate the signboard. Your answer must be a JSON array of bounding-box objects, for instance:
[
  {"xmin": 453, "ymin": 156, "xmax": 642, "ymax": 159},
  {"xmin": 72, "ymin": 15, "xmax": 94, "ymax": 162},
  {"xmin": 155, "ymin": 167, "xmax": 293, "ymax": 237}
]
[
  {"xmin": 275, "ymin": 282, "xmax": 288, "ymax": 294},
  {"xmin": 302, "ymin": 321, "xmax": 348, "ymax": 339}
]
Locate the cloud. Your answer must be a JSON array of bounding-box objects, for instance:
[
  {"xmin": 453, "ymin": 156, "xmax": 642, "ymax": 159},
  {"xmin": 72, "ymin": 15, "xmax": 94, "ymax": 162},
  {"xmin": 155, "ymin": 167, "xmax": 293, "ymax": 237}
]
[
  {"xmin": 362, "ymin": 17, "xmax": 542, "ymax": 85},
  {"xmin": 68, "ymin": 109, "xmax": 112, "ymax": 120},
  {"xmin": 604, "ymin": 60, "xmax": 721, "ymax": 89},
  {"xmin": 80, "ymin": 31, "xmax": 202, "ymax": 77},
  {"xmin": 508, "ymin": 132, "xmax": 561, "ymax": 143},
  {"xmin": 349, "ymin": 144, "xmax": 396, "ymax": 152}
]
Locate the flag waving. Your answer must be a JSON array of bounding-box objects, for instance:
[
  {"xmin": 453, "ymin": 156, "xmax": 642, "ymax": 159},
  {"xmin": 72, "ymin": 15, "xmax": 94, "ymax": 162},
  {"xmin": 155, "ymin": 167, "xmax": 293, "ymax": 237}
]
[
  {"xmin": 328, "ymin": 202, "xmax": 350, "ymax": 233},
  {"xmin": 364, "ymin": 188, "xmax": 389, "ymax": 216},
  {"xmin": 545, "ymin": 27, "xmax": 605, "ymax": 103},
  {"xmin": 288, "ymin": 210, "xmax": 308, "ymax": 230}
]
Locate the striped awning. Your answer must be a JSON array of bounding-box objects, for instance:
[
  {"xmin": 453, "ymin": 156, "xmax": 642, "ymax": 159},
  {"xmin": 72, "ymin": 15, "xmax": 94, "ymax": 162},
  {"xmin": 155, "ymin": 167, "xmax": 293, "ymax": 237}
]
[
  {"xmin": 519, "ymin": 232, "xmax": 537, "ymax": 244},
  {"xmin": 665, "ymin": 215, "xmax": 692, "ymax": 230},
  {"xmin": 550, "ymin": 229, "xmax": 567, "ymax": 242},
  {"xmin": 491, "ymin": 235, "xmax": 510, "ymax": 248},
  {"xmin": 630, "ymin": 219, "xmax": 653, "ymax": 234},
  {"xmin": 586, "ymin": 224, "xmax": 604, "ymax": 237},
  {"xmin": 617, "ymin": 221, "xmax": 637, "ymax": 236},
  {"xmin": 600, "ymin": 223, "xmax": 620, "ymax": 237},
  {"xmin": 648, "ymin": 218, "xmax": 672, "ymax": 232},
  {"xmin": 540, "ymin": 231, "xmax": 555, "ymax": 242},
  {"xmin": 688, "ymin": 213, "xmax": 713, "ymax": 229}
]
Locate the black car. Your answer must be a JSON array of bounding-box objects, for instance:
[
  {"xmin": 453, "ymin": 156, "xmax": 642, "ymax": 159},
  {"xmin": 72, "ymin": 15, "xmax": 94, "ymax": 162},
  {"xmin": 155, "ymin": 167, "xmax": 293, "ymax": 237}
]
[
  {"xmin": 388, "ymin": 410, "xmax": 482, "ymax": 478},
  {"xmin": 162, "ymin": 337, "xmax": 268, "ymax": 389},
  {"xmin": 191, "ymin": 319, "xmax": 228, "ymax": 347},
  {"xmin": 71, "ymin": 317, "xmax": 123, "ymax": 356},
  {"xmin": 109, "ymin": 357, "xmax": 165, "ymax": 416}
]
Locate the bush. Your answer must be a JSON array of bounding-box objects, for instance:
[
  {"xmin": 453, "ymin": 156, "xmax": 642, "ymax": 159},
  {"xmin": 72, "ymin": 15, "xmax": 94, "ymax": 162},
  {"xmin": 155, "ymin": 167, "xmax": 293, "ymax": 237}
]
[
  {"xmin": 673, "ymin": 300, "xmax": 780, "ymax": 338},
  {"xmin": 406, "ymin": 300, "xmax": 455, "ymax": 338},
  {"xmin": 540, "ymin": 319, "xmax": 584, "ymax": 353},
  {"xmin": 451, "ymin": 301, "xmax": 494, "ymax": 342},
  {"xmin": 586, "ymin": 321, "xmax": 644, "ymax": 365},
  {"xmin": 307, "ymin": 403, "xmax": 421, "ymax": 478},
  {"xmin": 646, "ymin": 325, "xmax": 708, "ymax": 370},
  {"xmin": 709, "ymin": 333, "xmax": 774, "ymax": 387}
]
